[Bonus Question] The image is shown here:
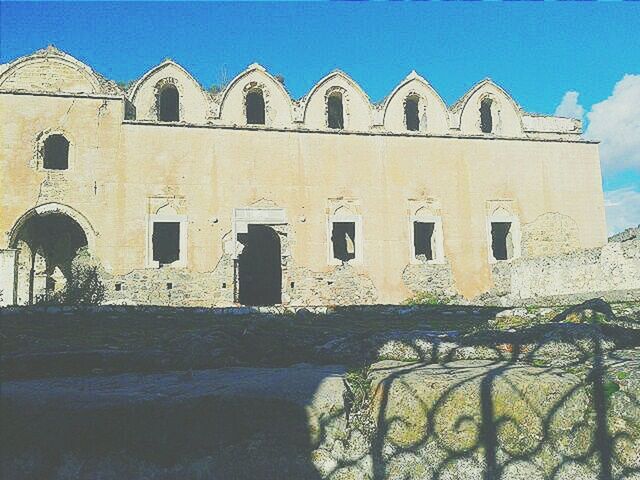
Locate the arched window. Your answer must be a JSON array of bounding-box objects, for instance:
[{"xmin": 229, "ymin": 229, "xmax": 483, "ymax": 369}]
[
  {"xmin": 158, "ymin": 84, "xmax": 179, "ymax": 122},
  {"xmin": 327, "ymin": 92, "xmax": 344, "ymax": 129},
  {"xmin": 43, "ymin": 134, "xmax": 69, "ymax": 170},
  {"xmin": 405, "ymin": 95, "xmax": 420, "ymax": 131},
  {"xmin": 246, "ymin": 89, "xmax": 266, "ymax": 125},
  {"xmin": 480, "ymin": 97, "xmax": 493, "ymax": 133}
]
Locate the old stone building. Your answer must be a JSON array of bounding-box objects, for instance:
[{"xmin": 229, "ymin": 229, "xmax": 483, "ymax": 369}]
[{"xmin": 0, "ymin": 46, "xmax": 612, "ymax": 307}]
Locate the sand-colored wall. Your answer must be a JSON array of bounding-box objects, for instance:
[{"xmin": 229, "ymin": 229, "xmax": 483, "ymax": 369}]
[{"xmin": 0, "ymin": 92, "xmax": 607, "ymax": 302}]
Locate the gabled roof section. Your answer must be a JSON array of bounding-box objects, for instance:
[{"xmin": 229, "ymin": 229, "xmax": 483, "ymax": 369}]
[
  {"xmin": 0, "ymin": 45, "xmax": 122, "ymax": 95},
  {"xmin": 128, "ymin": 58, "xmax": 204, "ymax": 102},
  {"xmin": 451, "ymin": 78, "xmax": 523, "ymax": 114},
  {"xmin": 381, "ymin": 70, "xmax": 448, "ymax": 117},
  {"xmin": 301, "ymin": 69, "xmax": 372, "ymax": 121},
  {"xmin": 218, "ymin": 62, "xmax": 293, "ymax": 108}
]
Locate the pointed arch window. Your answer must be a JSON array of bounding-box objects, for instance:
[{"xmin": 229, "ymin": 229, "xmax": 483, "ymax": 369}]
[
  {"xmin": 246, "ymin": 89, "xmax": 266, "ymax": 125},
  {"xmin": 158, "ymin": 84, "xmax": 179, "ymax": 122},
  {"xmin": 327, "ymin": 92, "xmax": 344, "ymax": 129},
  {"xmin": 405, "ymin": 95, "xmax": 420, "ymax": 131},
  {"xmin": 480, "ymin": 97, "xmax": 493, "ymax": 133}
]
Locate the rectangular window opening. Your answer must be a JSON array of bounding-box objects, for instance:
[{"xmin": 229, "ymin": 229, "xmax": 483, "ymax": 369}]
[
  {"xmin": 414, "ymin": 222, "xmax": 435, "ymax": 261},
  {"xmin": 491, "ymin": 222, "xmax": 513, "ymax": 261},
  {"xmin": 332, "ymin": 222, "xmax": 356, "ymax": 262},
  {"xmin": 152, "ymin": 222, "xmax": 180, "ymax": 266}
]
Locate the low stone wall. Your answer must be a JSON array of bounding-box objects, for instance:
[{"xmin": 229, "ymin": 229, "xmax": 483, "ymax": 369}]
[
  {"xmin": 401, "ymin": 261, "xmax": 458, "ymax": 300},
  {"xmin": 483, "ymin": 237, "xmax": 640, "ymax": 306},
  {"xmin": 103, "ymin": 259, "xmax": 378, "ymax": 307}
]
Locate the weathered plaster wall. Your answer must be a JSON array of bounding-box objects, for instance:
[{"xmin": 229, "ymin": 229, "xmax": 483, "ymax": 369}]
[
  {"xmin": 1, "ymin": 90, "xmax": 608, "ymax": 304},
  {"xmin": 0, "ymin": 47, "xmax": 610, "ymax": 306}
]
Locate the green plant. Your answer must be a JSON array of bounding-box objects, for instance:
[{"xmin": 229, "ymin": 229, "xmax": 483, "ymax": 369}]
[
  {"xmin": 209, "ymin": 84, "xmax": 227, "ymax": 94},
  {"xmin": 50, "ymin": 264, "xmax": 105, "ymax": 305},
  {"xmin": 116, "ymin": 80, "xmax": 133, "ymax": 90},
  {"xmin": 343, "ymin": 365, "xmax": 376, "ymax": 438},
  {"xmin": 403, "ymin": 291, "xmax": 446, "ymax": 306},
  {"xmin": 531, "ymin": 359, "xmax": 548, "ymax": 368},
  {"xmin": 603, "ymin": 380, "xmax": 620, "ymax": 400},
  {"xmin": 616, "ymin": 371, "xmax": 630, "ymax": 381}
]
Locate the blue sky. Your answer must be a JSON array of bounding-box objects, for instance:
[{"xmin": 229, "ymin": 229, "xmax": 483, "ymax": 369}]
[{"xmin": 1, "ymin": 2, "xmax": 639, "ymax": 233}]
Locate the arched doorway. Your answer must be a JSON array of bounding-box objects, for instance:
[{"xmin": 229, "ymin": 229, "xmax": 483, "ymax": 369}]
[
  {"xmin": 9, "ymin": 205, "xmax": 92, "ymax": 304},
  {"xmin": 237, "ymin": 225, "xmax": 282, "ymax": 306}
]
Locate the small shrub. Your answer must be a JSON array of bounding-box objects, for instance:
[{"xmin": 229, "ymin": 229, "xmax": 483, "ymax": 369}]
[
  {"xmin": 403, "ymin": 292, "xmax": 447, "ymax": 306},
  {"xmin": 44, "ymin": 248, "xmax": 106, "ymax": 305},
  {"xmin": 343, "ymin": 365, "xmax": 376, "ymax": 438},
  {"xmin": 603, "ymin": 380, "xmax": 620, "ymax": 400},
  {"xmin": 616, "ymin": 371, "xmax": 630, "ymax": 381},
  {"xmin": 55, "ymin": 264, "xmax": 105, "ymax": 305}
]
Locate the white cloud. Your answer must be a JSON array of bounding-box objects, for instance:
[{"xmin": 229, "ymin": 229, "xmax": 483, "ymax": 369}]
[
  {"xmin": 604, "ymin": 187, "xmax": 640, "ymax": 235},
  {"xmin": 554, "ymin": 76, "xmax": 640, "ymax": 234},
  {"xmin": 554, "ymin": 91, "xmax": 585, "ymax": 121},
  {"xmin": 585, "ymin": 74, "xmax": 640, "ymax": 173}
]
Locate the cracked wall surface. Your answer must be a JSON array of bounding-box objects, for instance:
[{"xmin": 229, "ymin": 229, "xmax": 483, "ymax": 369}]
[{"xmin": 0, "ymin": 47, "xmax": 613, "ymax": 306}]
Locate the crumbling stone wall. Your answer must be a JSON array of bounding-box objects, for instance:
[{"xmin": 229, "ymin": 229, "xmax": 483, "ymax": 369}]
[
  {"xmin": 288, "ymin": 264, "xmax": 377, "ymax": 306},
  {"xmin": 104, "ymin": 254, "xmax": 235, "ymax": 307},
  {"xmin": 401, "ymin": 261, "xmax": 458, "ymax": 299},
  {"xmin": 521, "ymin": 212, "xmax": 581, "ymax": 257},
  {"xmin": 482, "ymin": 237, "xmax": 640, "ymax": 305}
]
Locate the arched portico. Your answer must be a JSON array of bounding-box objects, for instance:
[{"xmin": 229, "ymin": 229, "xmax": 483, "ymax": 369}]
[{"xmin": 6, "ymin": 203, "xmax": 96, "ymax": 304}]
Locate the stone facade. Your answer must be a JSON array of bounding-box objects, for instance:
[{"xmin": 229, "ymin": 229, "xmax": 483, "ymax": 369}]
[{"xmin": 0, "ymin": 46, "xmax": 611, "ymax": 307}]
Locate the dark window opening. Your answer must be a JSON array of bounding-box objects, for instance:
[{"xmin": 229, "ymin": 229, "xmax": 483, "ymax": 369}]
[
  {"xmin": 158, "ymin": 85, "xmax": 179, "ymax": 122},
  {"xmin": 327, "ymin": 93, "xmax": 344, "ymax": 129},
  {"xmin": 405, "ymin": 96, "xmax": 420, "ymax": 131},
  {"xmin": 246, "ymin": 90, "xmax": 266, "ymax": 125},
  {"xmin": 152, "ymin": 222, "xmax": 180, "ymax": 266},
  {"xmin": 480, "ymin": 98, "xmax": 493, "ymax": 133},
  {"xmin": 332, "ymin": 222, "xmax": 356, "ymax": 262},
  {"xmin": 414, "ymin": 222, "xmax": 435, "ymax": 261},
  {"xmin": 237, "ymin": 225, "xmax": 282, "ymax": 306},
  {"xmin": 491, "ymin": 222, "xmax": 513, "ymax": 260},
  {"xmin": 166, "ymin": 282, "xmax": 173, "ymax": 290},
  {"xmin": 43, "ymin": 134, "xmax": 69, "ymax": 170},
  {"xmin": 115, "ymin": 282, "xmax": 123, "ymax": 292}
]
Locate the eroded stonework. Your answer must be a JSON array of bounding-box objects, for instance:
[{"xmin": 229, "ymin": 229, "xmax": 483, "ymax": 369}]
[{"xmin": 0, "ymin": 46, "xmax": 616, "ymax": 307}]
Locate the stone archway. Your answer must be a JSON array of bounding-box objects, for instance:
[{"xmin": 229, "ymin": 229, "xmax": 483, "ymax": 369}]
[{"xmin": 8, "ymin": 203, "xmax": 95, "ymax": 304}]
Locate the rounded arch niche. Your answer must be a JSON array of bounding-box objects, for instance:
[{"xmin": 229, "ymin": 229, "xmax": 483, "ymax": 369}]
[{"xmin": 8, "ymin": 203, "xmax": 97, "ymax": 304}]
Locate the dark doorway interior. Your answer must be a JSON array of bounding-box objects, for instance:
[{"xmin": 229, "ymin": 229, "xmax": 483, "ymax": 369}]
[
  {"xmin": 480, "ymin": 97, "xmax": 493, "ymax": 133},
  {"xmin": 152, "ymin": 222, "xmax": 180, "ymax": 266},
  {"xmin": 405, "ymin": 96, "xmax": 420, "ymax": 131},
  {"xmin": 43, "ymin": 134, "xmax": 69, "ymax": 170},
  {"xmin": 414, "ymin": 221, "xmax": 434, "ymax": 260},
  {"xmin": 246, "ymin": 90, "xmax": 266, "ymax": 124},
  {"xmin": 327, "ymin": 93, "xmax": 344, "ymax": 129},
  {"xmin": 158, "ymin": 85, "xmax": 179, "ymax": 122},
  {"xmin": 332, "ymin": 222, "xmax": 356, "ymax": 263},
  {"xmin": 491, "ymin": 222, "xmax": 512, "ymax": 260},
  {"xmin": 238, "ymin": 225, "xmax": 282, "ymax": 306}
]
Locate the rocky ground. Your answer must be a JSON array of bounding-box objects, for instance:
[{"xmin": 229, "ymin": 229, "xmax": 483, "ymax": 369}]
[{"xmin": 1, "ymin": 300, "xmax": 640, "ymax": 479}]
